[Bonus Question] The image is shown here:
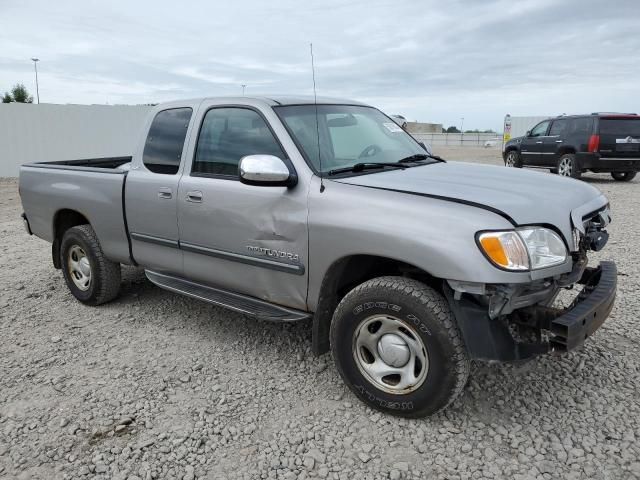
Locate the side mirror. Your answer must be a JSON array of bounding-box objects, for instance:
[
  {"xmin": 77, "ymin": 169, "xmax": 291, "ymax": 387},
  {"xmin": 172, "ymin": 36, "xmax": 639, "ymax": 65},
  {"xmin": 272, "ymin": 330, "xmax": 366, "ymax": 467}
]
[
  {"xmin": 526, "ymin": 130, "xmax": 532, "ymax": 137},
  {"xmin": 239, "ymin": 155, "xmax": 297, "ymax": 187}
]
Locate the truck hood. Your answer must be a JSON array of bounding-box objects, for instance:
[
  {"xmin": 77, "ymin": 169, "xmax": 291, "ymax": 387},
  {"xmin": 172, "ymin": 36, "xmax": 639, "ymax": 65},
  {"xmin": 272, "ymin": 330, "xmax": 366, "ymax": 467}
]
[{"xmin": 334, "ymin": 162, "xmax": 608, "ymax": 246}]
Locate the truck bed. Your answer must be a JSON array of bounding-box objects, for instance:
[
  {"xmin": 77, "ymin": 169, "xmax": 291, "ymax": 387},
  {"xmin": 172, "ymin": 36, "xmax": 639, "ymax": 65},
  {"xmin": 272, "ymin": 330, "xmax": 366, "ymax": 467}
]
[{"xmin": 19, "ymin": 157, "xmax": 133, "ymax": 265}]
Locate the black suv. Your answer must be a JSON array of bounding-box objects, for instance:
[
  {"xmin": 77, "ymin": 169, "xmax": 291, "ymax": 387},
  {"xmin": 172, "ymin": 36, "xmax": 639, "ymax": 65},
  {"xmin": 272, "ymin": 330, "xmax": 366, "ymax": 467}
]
[{"xmin": 503, "ymin": 113, "xmax": 640, "ymax": 181}]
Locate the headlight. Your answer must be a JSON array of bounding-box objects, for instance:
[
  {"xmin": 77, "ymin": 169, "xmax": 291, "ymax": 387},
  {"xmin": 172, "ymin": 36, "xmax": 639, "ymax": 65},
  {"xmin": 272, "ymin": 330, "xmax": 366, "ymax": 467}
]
[{"xmin": 478, "ymin": 227, "xmax": 567, "ymax": 271}]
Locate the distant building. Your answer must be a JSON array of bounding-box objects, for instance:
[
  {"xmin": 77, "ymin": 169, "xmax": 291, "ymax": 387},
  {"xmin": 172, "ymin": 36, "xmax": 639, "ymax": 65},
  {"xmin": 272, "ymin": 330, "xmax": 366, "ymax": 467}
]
[{"xmin": 405, "ymin": 122, "xmax": 443, "ymax": 134}]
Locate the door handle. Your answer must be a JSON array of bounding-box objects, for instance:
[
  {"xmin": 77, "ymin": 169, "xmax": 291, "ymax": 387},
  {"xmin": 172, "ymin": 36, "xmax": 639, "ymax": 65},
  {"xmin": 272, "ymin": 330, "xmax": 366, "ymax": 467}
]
[
  {"xmin": 535, "ymin": 141, "xmax": 543, "ymax": 144},
  {"xmin": 555, "ymin": 140, "xmax": 563, "ymax": 143},
  {"xmin": 186, "ymin": 190, "xmax": 203, "ymax": 203},
  {"xmin": 158, "ymin": 187, "xmax": 172, "ymax": 199}
]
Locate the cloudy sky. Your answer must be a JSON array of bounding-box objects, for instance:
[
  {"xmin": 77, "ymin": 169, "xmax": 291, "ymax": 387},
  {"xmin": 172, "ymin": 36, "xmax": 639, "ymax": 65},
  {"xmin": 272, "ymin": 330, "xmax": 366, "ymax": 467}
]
[{"xmin": 1, "ymin": 0, "xmax": 638, "ymax": 130}]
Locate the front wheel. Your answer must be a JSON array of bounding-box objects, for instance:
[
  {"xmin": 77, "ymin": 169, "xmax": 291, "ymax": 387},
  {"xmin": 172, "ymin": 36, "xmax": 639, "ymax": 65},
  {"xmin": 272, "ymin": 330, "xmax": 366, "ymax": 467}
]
[
  {"xmin": 504, "ymin": 150, "xmax": 522, "ymax": 168},
  {"xmin": 330, "ymin": 277, "xmax": 470, "ymax": 418},
  {"xmin": 611, "ymin": 171, "xmax": 636, "ymax": 182},
  {"xmin": 557, "ymin": 153, "xmax": 581, "ymax": 179}
]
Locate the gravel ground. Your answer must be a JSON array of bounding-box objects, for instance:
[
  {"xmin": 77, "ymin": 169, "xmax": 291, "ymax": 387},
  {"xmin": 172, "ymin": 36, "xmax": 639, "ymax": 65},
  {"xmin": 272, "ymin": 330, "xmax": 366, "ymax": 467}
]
[{"xmin": 1, "ymin": 148, "xmax": 639, "ymax": 480}]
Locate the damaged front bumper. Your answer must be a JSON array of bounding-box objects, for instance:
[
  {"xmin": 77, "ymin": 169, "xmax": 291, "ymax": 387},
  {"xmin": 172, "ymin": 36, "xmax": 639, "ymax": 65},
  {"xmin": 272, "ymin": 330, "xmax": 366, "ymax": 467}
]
[{"xmin": 445, "ymin": 261, "xmax": 617, "ymax": 362}]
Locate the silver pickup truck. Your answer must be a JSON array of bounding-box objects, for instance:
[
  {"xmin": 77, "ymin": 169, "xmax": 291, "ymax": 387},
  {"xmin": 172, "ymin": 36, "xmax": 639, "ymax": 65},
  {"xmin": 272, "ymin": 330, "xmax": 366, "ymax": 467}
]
[{"xmin": 19, "ymin": 96, "xmax": 616, "ymax": 417}]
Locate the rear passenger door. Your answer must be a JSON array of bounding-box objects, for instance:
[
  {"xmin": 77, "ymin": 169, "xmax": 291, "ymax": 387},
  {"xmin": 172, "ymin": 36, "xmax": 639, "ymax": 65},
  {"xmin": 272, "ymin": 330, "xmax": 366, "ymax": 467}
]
[
  {"xmin": 125, "ymin": 107, "xmax": 194, "ymax": 275},
  {"xmin": 544, "ymin": 118, "xmax": 568, "ymax": 165},
  {"xmin": 520, "ymin": 120, "xmax": 550, "ymax": 166},
  {"xmin": 177, "ymin": 106, "xmax": 309, "ymax": 310}
]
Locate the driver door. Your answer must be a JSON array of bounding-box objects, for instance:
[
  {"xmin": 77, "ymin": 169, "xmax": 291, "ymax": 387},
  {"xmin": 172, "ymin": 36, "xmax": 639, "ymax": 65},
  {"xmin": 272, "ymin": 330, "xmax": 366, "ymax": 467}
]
[
  {"xmin": 520, "ymin": 120, "xmax": 550, "ymax": 166},
  {"xmin": 177, "ymin": 106, "xmax": 309, "ymax": 310}
]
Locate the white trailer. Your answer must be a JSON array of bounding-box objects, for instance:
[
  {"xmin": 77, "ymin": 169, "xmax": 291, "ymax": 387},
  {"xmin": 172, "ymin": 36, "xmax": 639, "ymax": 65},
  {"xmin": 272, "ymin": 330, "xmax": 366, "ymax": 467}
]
[{"xmin": 502, "ymin": 114, "xmax": 550, "ymax": 151}]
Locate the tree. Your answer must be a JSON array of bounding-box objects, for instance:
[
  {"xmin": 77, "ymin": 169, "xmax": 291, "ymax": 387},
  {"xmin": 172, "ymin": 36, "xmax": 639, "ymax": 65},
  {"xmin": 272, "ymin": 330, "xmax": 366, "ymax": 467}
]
[
  {"xmin": 2, "ymin": 83, "xmax": 33, "ymax": 103},
  {"xmin": 445, "ymin": 126, "xmax": 461, "ymax": 133}
]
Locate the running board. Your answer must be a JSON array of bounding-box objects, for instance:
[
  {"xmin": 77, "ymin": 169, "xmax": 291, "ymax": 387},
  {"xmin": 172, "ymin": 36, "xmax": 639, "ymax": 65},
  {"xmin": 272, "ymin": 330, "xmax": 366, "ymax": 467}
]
[{"xmin": 145, "ymin": 270, "xmax": 311, "ymax": 322}]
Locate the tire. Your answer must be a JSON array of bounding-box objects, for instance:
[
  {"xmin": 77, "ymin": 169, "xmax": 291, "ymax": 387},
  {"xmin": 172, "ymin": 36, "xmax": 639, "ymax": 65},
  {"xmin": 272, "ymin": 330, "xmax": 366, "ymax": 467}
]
[
  {"xmin": 504, "ymin": 150, "xmax": 522, "ymax": 168},
  {"xmin": 60, "ymin": 224, "xmax": 121, "ymax": 305},
  {"xmin": 330, "ymin": 276, "xmax": 470, "ymax": 418},
  {"xmin": 556, "ymin": 153, "xmax": 581, "ymax": 179},
  {"xmin": 611, "ymin": 171, "xmax": 636, "ymax": 182}
]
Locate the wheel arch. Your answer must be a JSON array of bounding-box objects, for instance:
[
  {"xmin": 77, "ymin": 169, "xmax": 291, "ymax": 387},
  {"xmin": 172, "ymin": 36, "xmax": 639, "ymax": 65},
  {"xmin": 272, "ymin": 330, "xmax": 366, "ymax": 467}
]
[
  {"xmin": 311, "ymin": 254, "xmax": 441, "ymax": 356},
  {"xmin": 557, "ymin": 146, "xmax": 577, "ymax": 156},
  {"xmin": 51, "ymin": 209, "xmax": 90, "ymax": 269}
]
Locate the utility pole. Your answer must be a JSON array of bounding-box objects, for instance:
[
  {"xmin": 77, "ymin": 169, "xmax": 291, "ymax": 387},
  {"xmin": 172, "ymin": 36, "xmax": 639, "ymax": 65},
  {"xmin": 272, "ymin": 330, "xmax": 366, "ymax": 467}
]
[
  {"xmin": 460, "ymin": 117, "xmax": 464, "ymax": 146},
  {"xmin": 241, "ymin": 84, "xmax": 247, "ymax": 96},
  {"xmin": 31, "ymin": 58, "xmax": 40, "ymax": 104}
]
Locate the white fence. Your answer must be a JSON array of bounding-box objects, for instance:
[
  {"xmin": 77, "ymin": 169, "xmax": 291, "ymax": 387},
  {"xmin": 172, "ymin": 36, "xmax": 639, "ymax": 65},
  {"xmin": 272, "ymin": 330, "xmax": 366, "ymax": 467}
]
[
  {"xmin": 0, "ymin": 103, "xmax": 152, "ymax": 177},
  {"xmin": 412, "ymin": 132, "xmax": 502, "ymax": 147}
]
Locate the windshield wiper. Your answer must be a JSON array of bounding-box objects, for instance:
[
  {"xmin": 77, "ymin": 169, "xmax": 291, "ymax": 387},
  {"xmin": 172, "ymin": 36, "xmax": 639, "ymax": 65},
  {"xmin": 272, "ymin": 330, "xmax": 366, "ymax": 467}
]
[
  {"xmin": 327, "ymin": 153, "xmax": 446, "ymax": 176},
  {"xmin": 398, "ymin": 153, "xmax": 446, "ymax": 163},
  {"xmin": 327, "ymin": 162, "xmax": 407, "ymax": 176}
]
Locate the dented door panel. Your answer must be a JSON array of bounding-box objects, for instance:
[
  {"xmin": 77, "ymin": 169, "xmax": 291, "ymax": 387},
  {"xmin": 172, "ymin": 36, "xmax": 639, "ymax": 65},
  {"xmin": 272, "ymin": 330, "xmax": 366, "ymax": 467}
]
[{"xmin": 177, "ymin": 176, "xmax": 309, "ymax": 309}]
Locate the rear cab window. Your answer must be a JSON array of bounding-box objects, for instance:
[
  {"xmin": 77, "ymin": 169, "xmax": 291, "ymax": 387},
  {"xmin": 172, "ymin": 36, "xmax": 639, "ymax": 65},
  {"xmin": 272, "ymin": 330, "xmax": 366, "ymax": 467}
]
[{"xmin": 142, "ymin": 108, "xmax": 193, "ymax": 174}]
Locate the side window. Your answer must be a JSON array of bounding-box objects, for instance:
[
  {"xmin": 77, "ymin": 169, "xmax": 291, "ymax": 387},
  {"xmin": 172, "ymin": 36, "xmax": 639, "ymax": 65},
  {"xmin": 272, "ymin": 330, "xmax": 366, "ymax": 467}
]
[
  {"xmin": 549, "ymin": 119, "xmax": 568, "ymax": 136},
  {"xmin": 530, "ymin": 121, "xmax": 550, "ymax": 137},
  {"xmin": 193, "ymin": 108, "xmax": 285, "ymax": 176},
  {"xmin": 569, "ymin": 117, "xmax": 594, "ymax": 135},
  {"xmin": 142, "ymin": 108, "xmax": 192, "ymax": 174}
]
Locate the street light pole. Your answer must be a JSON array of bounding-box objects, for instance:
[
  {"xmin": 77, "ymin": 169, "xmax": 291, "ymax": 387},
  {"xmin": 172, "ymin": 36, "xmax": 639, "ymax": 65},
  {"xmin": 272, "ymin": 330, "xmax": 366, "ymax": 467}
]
[
  {"xmin": 31, "ymin": 58, "xmax": 40, "ymax": 104},
  {"xmin": 241, "ymin": 84, "xmax": 247, "ymax": 96}
]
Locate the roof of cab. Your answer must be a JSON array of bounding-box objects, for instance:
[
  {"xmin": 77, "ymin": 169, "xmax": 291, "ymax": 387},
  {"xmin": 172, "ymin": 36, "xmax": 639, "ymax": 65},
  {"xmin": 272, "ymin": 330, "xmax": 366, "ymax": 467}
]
[
  {"xmin": 256, "ymin": 95, "xmax": 369, "ymax": 106},
  {"xmin": 155, "ymin": 95, "xmax": 370, "ymax": 109}
]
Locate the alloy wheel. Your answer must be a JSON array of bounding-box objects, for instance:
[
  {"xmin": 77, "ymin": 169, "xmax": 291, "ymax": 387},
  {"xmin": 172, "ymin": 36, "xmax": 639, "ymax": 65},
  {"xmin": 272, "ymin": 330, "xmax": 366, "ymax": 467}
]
[{"xmin": 558, "ymin": 157, "xmax": 573, "ymax": 176}]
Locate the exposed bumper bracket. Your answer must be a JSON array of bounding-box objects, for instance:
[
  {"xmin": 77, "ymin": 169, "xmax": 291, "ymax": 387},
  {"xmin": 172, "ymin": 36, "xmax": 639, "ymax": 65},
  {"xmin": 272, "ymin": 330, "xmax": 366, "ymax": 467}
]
[{"xmin": 445, "ymin": 261, "xmax": 617, "ymax": 362}]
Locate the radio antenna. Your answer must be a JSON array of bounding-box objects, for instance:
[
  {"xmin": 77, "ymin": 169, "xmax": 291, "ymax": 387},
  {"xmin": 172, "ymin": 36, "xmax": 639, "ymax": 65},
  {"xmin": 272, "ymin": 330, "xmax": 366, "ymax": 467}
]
[{"xmin": 310, "ymin": 43, "xmax": 324, "ymax": 192}]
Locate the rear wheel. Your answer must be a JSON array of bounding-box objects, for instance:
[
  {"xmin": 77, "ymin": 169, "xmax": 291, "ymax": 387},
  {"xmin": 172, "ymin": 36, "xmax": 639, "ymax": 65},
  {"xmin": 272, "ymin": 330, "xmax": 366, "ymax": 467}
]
[
  {"xmin": 611, "ymin": 171, "xmax": 636, "ymax": 182},
  {"xmin": 504, "ymin": 150, "xmax": 522, "ymax": 168},
  {"xmin": 60, "ymin": 225, "xmax": 121, "ymax": 305},
  {"xmin": 557, "ymin": 154, "xmax": 581, "ymax": 179},
  {"xmin": 330, "ymin": 276, "xmax": 470, "ymax": 418}
]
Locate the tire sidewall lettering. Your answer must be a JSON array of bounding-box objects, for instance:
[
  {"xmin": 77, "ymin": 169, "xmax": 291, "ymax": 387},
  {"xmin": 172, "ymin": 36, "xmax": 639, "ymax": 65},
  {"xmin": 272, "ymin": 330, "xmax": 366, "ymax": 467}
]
[
  {"xmin": 354, "ymin": 384, "xmax": 414, "ymax": 411},
  {"xmin": 353, "ymin": 302, "xmax": 401, "ymax": 315},
  {"xmin": 352, "ymin": 303, "xmax": 431, "ymax": 336}
]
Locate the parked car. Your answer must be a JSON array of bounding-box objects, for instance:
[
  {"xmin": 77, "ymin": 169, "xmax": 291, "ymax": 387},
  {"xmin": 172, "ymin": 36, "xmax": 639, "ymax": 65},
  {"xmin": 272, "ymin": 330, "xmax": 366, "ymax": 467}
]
[
  {"xmin": 503, "ymin": 113, "xmax": 640, "ymax": 181},
  {"xmin": 19, "ymin": 96, "xmax": 616, "ymax": 417}
]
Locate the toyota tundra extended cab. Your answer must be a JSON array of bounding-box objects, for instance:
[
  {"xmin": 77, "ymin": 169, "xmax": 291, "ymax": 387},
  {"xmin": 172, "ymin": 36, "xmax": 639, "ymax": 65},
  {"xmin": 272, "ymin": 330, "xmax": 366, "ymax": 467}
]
[{"xmin": 19, "ymin": 96, "xmax": 616, "ymax": 417}]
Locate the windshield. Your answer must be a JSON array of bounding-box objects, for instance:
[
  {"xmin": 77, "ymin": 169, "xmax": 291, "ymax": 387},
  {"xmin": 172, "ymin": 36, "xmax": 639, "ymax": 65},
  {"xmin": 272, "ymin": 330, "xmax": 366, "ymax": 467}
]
[{"xmin": 275, "ymin": 105, "xmax": 429, "ymax": 174}]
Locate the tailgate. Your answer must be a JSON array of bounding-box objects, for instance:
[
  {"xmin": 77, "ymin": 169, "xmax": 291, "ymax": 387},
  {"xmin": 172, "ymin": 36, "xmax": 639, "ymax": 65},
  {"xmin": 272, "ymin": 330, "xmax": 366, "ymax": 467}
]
[{"xmin": 598, "ymin": 116, "xmax": 640, "ymax": 158}]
